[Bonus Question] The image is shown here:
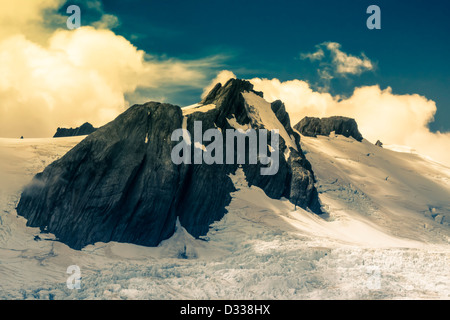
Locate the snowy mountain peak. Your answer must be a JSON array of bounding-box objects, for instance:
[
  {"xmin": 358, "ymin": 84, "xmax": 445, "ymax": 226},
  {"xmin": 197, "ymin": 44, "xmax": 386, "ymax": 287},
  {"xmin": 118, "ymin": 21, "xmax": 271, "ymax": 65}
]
[
  {"xmin": 15, "ymin": 78, "xmax": 323, "ymax": 250},
  {"xmin": 196, "ymin": 79, "xmax": 301, "ymax": 152},
  {"xmin": 201, "ymin": 78, "xmax": 260, "ymax": 106}
]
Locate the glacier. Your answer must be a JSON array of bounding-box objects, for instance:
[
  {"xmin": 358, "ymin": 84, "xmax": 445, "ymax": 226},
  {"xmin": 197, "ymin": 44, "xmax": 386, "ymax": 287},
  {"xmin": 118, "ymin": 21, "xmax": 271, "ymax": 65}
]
[{"xmin": 0, "ymin": 132, "xmax": 448, "ymax": 299}]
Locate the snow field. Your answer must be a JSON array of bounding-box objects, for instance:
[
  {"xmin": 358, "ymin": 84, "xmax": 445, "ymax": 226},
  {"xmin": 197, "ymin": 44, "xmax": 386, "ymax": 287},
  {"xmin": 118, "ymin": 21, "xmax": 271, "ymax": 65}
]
[{"xmin": 0, "ymin": 134, "xmax": 449, "ymax": 299}]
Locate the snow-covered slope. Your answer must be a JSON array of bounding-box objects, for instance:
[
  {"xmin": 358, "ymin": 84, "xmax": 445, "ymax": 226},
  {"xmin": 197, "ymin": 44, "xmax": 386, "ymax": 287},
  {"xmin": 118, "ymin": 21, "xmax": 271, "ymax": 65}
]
[
  {"xmin": 0, "ymin": 135, "xmax": 448, "ymax": 299},
  {"xmin": 300, "ymin": 134, "xmax": 450, "ymax": 244},
  {"xmin": 242, "ymin": 91, "xmax": 298, "ymax": 151}
]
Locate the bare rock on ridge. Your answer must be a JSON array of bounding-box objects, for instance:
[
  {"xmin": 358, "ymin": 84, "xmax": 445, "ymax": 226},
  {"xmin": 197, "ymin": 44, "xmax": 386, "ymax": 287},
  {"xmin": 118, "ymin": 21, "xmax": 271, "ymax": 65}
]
[{"xmin": 294, "ymin": 116, "xmax": 363, "ymax": 142}]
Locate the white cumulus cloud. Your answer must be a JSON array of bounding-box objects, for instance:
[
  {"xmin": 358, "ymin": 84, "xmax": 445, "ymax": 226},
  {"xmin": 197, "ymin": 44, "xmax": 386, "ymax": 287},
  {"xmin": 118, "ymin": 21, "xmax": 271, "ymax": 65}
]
[
  {"xmin": 249, "ymin": 77, "xmax": 450, "ymax": 166},
  {"xmin": 301, "ymin": 42, "xmax": 374, "ymax": 80}
]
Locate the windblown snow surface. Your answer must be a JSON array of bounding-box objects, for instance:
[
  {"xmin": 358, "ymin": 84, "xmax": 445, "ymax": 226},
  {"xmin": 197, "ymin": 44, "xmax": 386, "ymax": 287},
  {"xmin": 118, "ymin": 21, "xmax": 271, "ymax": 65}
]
[{"xmin": 0, "ymin": 134, "xmax": 449, "ymax": 300}]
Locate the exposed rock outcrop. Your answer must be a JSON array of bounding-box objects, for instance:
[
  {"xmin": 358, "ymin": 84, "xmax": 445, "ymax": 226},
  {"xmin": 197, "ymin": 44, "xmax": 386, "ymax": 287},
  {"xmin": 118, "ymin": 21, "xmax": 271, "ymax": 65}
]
[
  {"xmin": 53, "ymin": 122, "xmax": 97, "ymax": 138},
  {"xmin": 17, "ymin": 79, "xmax": 322, "ymax": 249},
  {"xmin": 294, "ymin": 116, "xmax": 363, "ymax": 142}
]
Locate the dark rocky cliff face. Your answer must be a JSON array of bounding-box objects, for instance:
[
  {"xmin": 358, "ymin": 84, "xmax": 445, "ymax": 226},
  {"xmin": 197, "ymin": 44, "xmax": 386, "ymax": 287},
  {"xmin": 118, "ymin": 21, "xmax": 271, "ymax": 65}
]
[
  {"xmin": 19, "ymin": 103, "xmax": 185, "ymax": 248},
  {"xmin": 53, "ymin": 122, "xmax": 97, "ymax": 138},
  {"xmin": 294, "ymin": 116, "xmax": 363, "ymax": 142},
  {"xmin": 17, "ymin": 79, "xmax": 322, "ymax": 249}
]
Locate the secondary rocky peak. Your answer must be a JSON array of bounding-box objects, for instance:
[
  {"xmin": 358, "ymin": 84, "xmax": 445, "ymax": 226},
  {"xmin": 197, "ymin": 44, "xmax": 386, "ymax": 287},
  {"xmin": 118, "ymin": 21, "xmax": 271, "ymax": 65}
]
[
  {"xmin": 294, "ymin": 116, "xmax": 364, "ymax": 142},
  {"xmin": 53, "ymin": 122, "xmax": 97, "ymax": 138}
]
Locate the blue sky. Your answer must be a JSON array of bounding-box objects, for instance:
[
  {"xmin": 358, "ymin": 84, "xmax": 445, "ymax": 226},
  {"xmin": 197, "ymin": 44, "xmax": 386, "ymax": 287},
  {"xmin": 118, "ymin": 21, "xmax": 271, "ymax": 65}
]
[{"xmin": 72, "ymin": 0, "xmax": 450, "ymax": 132}]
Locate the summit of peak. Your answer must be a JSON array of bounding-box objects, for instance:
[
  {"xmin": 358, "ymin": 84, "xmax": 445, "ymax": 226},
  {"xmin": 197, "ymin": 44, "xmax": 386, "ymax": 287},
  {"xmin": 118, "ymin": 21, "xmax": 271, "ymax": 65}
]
[{"xmin": 201, "ymin": 78, "xmax": 263, "ymax": 105}]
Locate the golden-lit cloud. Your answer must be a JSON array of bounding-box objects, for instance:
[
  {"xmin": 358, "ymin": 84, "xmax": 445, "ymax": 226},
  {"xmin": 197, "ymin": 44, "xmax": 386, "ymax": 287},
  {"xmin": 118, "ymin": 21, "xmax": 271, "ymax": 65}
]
[
  {"xmin": 250, "ymin": 77, "xmax": 450, "ymax": 166},
  {"xmin": 325, "ymin": 42, "xmax": 373, "ymax": 76},
  {"xmin": 0, "ymin": 1, "xmax": 215, "ymax": 138},
  {"xmin": 0, "ymin": 0, "xmax": 65, "ymax": 42}
]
